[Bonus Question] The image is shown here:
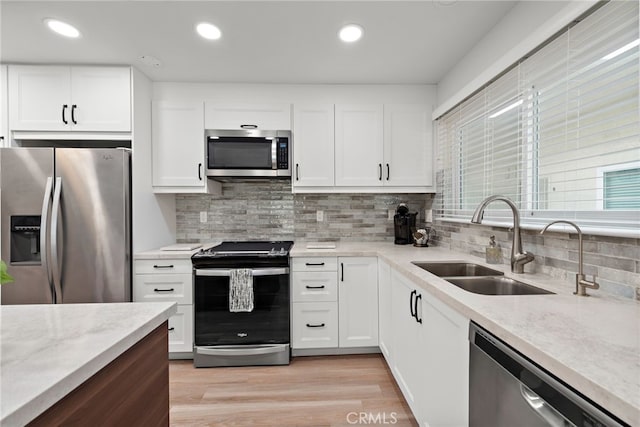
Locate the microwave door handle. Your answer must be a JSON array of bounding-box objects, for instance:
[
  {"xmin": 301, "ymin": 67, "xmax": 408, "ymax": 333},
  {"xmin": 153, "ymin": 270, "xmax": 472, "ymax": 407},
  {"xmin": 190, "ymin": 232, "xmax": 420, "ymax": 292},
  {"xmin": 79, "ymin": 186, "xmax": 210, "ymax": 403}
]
[{"xmin": 271, "ymin": 139, "xmax": 277, "ymax": 170}]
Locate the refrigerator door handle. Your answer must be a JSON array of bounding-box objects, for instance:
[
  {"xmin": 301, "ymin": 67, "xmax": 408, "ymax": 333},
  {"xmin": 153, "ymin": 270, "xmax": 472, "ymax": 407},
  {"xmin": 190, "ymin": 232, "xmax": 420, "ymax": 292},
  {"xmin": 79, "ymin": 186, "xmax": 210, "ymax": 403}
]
[
  {"xmin": 50, "ymin": 177, "xmax": 63, "ymax": 303},
  {"xmin": 40, "ymin": 177, "xmax": 55, "ymax": 302}
]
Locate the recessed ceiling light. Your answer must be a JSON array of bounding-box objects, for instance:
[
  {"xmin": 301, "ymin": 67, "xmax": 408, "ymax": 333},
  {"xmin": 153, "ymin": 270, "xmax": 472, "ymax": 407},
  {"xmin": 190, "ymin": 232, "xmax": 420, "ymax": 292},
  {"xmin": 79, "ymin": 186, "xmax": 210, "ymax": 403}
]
[
  {"xmin": 196, "ymin": 22, "xmax": 222, "ymax": 40},
  {"xmin": 43, "ymin": 18, "xmax": 80, "ymax": 38},
  {"xmin": 339, "ymin": 24, "xmax": 363, "ymax": 43}
]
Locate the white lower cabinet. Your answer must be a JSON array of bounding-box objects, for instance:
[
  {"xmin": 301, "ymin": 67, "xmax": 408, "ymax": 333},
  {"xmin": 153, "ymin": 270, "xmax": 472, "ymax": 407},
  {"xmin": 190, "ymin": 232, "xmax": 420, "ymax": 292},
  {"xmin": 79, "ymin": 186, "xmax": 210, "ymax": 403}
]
[
  {"xmin": 291, "ymin": 256, "xmax": 378, "ymax": 353},
  {"xmin": 133, "ymin": 258, "xmax": 193, "ymax": 357},
  {"xmin": 377, "ymin": 260, "xmax": 393, "ymax": 364},
  {"xmin": 338, "ymin": 257, "xmax": 378, "ymax": 347},
  {"xmin": 388, "ymin": 268, "xmax": 469, "ymax": 427}
]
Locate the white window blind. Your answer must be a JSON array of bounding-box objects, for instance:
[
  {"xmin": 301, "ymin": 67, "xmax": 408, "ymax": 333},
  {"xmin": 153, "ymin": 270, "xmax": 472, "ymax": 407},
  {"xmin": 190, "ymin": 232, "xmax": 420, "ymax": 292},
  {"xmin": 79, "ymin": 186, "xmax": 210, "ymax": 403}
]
[{"xmin": 435, "ymin": 0, "xmax": 640, "ymax": 236}]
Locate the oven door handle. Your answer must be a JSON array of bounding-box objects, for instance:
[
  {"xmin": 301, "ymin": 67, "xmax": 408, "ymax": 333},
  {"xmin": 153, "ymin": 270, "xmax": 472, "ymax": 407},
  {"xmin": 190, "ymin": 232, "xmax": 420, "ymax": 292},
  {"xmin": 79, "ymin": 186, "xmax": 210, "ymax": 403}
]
[
  {"xmin": 196, "ymin": 345, "xmax": 287, "ymax": 357},
  {"xmin": 195, "ymin": 267, "xmax": 289, "ymax": 277}
]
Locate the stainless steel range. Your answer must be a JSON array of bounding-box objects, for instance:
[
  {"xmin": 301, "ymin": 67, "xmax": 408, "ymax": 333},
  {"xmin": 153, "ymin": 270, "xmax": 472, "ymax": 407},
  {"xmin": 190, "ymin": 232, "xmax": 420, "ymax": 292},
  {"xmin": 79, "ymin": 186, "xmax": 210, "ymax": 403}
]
[{"xmin": 191, "ymin": 241, "xmax": 293, "ymax": 368}]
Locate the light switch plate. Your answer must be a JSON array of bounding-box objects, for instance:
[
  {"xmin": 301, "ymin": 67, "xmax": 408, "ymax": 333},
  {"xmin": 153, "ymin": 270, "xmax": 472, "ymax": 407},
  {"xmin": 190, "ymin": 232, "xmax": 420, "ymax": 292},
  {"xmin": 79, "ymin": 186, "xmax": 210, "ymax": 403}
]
[
  {"xmin": 316, "ymin": 210, "xmax": 324, "ymax": 222},
  {"xmin": 200, "ymin": 211, "xmax": 207, "ymax": 223},
  {"xmin": 388, "ymin": 209, "xmax": 395, "ymax": 220},
  {"xmin": 425, "ymin": 209, "xmax": 433, "ymax": 223}
]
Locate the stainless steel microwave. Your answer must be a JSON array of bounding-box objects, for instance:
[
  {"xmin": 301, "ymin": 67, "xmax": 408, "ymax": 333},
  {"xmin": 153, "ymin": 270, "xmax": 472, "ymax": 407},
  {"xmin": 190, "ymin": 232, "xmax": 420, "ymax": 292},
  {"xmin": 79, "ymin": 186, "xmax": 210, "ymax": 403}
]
[{"xmin": 206, "ymin": 129, "xmax": 291, "ymax": 178}]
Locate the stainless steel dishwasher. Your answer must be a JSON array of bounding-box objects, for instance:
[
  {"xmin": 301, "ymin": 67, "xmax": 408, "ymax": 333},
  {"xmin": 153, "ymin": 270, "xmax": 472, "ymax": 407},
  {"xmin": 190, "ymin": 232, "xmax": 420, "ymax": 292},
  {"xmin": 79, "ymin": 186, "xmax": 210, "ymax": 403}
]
[{"xmin": 469, "ymin": 322, "xmax": 628, "ymax": 427}]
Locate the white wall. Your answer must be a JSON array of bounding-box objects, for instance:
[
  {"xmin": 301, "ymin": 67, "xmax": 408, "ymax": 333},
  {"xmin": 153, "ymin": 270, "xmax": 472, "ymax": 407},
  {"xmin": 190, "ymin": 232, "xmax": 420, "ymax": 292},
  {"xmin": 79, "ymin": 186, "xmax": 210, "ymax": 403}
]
[
  {"xmin": 153, "ymin": 83, "xmax": 435, "ymax": 106},
  {"xmin": 131, "ymin": 67, "xmax": 176, "ymax": 252},
  {"xmin": 434, "ymin": 0, "xmax": 598, "ymax": 118}
]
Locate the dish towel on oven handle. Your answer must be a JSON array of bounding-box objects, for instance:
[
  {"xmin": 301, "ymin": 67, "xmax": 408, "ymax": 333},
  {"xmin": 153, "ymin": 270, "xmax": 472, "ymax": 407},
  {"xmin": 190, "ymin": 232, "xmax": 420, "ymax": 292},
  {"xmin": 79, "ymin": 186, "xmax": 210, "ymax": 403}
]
[{"xmin": 229, "ymin": 268, "xmax": 254, "ymax": 312}]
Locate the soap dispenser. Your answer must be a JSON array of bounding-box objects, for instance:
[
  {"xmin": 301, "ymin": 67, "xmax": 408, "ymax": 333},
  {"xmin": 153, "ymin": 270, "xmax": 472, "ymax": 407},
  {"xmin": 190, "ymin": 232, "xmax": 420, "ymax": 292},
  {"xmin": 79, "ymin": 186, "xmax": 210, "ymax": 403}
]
[{"xmin": 485, "ymin": 235, "xmax": 502, "ymax": 264}]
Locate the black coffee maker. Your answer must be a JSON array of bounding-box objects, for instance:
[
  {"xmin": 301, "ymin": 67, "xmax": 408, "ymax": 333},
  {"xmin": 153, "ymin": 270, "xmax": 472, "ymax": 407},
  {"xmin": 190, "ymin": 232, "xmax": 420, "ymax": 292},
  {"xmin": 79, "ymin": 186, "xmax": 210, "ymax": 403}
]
[{"xmin": 394, "ymin": 203, "xmax": 417, "ymax": 245}]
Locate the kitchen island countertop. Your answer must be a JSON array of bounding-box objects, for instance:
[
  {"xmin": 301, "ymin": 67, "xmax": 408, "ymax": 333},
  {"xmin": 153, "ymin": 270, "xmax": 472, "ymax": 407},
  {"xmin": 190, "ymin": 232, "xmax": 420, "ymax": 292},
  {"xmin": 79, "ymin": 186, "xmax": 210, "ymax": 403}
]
[
  {"xmin": 291, "ymin": 241, "xmax": 640, "ymax": 426},
  {"xmin": 0, "ymin": 302, "xmax": 177, "ymax": 426}
]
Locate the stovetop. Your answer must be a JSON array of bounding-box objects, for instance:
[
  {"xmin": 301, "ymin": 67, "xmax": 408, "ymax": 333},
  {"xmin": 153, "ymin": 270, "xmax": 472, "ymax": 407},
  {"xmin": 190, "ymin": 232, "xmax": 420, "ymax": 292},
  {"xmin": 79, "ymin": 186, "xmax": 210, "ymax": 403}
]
[{"xmin": 191, "ymin": 241, "xmax": 294, "ymax": 268}]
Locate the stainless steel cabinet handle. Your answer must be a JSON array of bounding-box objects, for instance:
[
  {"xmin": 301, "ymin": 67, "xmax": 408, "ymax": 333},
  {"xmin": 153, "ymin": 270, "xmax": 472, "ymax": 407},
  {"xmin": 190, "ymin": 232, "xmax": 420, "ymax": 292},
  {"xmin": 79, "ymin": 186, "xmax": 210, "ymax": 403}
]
[
  {"xmin": 306, "ymin": 323, "xmax": 325, "ymax": 328},
  {"xmin": 196, "ymin": 267, "xmax": 289, "ymax": 277},
  {"xmin": 153, "ymin": 288, "xmax": 175, "ymax": 292},
  {"xmin": 40, "ymin": 177, "xmax": 54, "ymax": 302},
  {"xmin": 240, "ymin": 124, "xmax": 258, "ymax": 129},
  {"xmin": 153, "ymin": 264, "xmax": 174, "ymax": 269},
  {"xmin": 50, "ymin": 177, "xmax": 63, "ymax": 303}
]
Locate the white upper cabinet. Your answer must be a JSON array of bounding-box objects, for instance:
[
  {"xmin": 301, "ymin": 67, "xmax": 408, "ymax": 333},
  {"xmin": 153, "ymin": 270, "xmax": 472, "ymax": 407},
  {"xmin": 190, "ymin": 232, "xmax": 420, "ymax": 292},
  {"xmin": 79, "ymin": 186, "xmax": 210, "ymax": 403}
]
[
  {"xmin": 292, "ymin": 104, "xmax": 335, "ymax": 187},
  {"xmin": 335, "ymin": 104, "xmax": 384, "ymax": 187},
  {"xmin": 0, "ymin": 65, "xmax": 7, "ymax": 146},
  {"xmin": 152, "ymin": 100, "xmax": 219, "ymax": 194},
  {"xmin": 204, "ymin": 103, "xmax": 291, "ymax": 130},
  {"xmin": 8, "ymin": 65, "xmax": 131, "ymax": 132},
  {"xmin": 383, "ymin": 104, "xmax": 433, "ymax": 187}
]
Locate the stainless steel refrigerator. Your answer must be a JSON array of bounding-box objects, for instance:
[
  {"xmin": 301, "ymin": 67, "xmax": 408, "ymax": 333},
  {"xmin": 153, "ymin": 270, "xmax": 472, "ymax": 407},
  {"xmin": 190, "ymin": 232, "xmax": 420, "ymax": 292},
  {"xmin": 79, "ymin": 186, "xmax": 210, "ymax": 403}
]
[{"xmin": 0, "ymin": 147, "xmax": 131, "ymax": 304}]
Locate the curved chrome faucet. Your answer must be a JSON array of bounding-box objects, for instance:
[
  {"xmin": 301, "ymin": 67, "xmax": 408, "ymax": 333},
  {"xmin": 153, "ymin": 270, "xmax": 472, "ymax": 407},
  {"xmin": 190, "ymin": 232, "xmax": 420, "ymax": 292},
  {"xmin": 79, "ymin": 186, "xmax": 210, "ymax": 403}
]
[
  {"xmin": 471, "ymin": 195, "xmax": 534, "ymax": 274},
  {"xmin": 540, "ymin": 220, "xmax": 599, "ymax": 296}
]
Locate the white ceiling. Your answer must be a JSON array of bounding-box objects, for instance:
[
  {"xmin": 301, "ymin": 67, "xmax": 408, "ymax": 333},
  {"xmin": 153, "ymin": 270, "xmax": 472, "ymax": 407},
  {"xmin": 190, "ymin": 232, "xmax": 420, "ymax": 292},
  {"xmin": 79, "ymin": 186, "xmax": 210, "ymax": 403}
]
[{"xmin": 0, "ymin": 1, "xmax": 517, "ymax": 84}]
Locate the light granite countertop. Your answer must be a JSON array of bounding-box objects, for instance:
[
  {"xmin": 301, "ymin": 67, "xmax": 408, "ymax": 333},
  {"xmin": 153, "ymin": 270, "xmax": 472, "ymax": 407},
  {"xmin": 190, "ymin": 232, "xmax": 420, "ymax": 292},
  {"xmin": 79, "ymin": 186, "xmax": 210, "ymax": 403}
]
[
  {"xmin": 0, "ymin": 302, "xmax": 177, "ymax": 426},
  {"xmin": 291, "ymin": 241, "xmax": 640, "ymax": 426},
  {"xmin": 134, "ymin": 241, "xmax": 221, "ymax": 260}
]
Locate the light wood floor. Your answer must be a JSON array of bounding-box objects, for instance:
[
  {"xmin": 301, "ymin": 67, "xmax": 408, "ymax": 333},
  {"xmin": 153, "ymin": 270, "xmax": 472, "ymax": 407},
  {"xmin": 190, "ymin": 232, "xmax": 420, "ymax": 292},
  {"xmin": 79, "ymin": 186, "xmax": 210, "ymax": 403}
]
[{"xmin": 169, "ymin": 354, "xmax": 418, "ymax": 426}]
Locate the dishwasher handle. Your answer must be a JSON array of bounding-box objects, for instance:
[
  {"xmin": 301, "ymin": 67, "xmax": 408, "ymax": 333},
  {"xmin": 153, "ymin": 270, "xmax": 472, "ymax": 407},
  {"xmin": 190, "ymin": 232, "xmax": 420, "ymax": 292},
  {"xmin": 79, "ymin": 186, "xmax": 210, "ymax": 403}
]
[{"xmin": 519, "ymin": 384, "xmax": 568, "ymax": 427}]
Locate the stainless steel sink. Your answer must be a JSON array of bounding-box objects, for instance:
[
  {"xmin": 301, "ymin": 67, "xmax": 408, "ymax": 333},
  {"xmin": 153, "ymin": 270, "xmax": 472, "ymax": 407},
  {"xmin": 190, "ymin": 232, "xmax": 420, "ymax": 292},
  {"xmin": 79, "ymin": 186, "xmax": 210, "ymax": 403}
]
[
  {"xmin": 412, "ymin": 261, "xmax": 503, "ymax": 277},
  {"xmin": 446, "ymin": 277, "xmax": 553, "ymax": 296}
]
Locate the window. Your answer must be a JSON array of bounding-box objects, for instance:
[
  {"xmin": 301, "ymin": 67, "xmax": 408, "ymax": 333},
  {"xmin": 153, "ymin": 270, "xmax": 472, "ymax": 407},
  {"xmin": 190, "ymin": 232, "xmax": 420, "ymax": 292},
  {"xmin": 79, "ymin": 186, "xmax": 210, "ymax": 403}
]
[{"xmin": 435, "ymin": 0, "xmax": 640, "ymax": 236}]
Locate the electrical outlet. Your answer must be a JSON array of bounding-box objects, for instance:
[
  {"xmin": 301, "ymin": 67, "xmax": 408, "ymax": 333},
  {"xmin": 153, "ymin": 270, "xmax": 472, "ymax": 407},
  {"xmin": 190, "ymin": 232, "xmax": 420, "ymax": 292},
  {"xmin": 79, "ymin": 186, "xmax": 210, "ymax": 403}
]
[
  {"xmin": 200, "ymin": 211, "xmax": 207, "ymax": 223},
  {"xmin": 388, "ymin": 209, "xmax": 395, "ymax": 220},
  {"xmin": 316, "ymin": 210, "xmax": 324, "ymax": 222},
  {"xmin": 425, "ymin": 209, "xmax": 433, "ymax": 223}
]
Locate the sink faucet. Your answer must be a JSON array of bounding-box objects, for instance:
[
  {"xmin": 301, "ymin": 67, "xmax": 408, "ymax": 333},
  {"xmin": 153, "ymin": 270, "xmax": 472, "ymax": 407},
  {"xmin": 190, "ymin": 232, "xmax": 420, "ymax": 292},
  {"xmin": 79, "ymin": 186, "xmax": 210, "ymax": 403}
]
[
  {"xmin": 540, "ymin": 220, "xmax": 599, "ymax": 296},
  {"xmin": 471, "ymin": 195, "xmax": 534, "ymax": 274}
]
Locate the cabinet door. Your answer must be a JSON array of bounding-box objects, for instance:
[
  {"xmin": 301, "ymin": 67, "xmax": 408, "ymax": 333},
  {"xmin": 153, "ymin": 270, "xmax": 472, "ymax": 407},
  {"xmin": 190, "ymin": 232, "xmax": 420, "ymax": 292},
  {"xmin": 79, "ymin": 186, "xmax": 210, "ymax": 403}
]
[
  {"xmin": 383, "ymin": 104, "xmax": 433, "ymax": 187},
  {"xmin": 168, "ymin": 305, "xmax": 194, "ymax": 353},
  {"xmin": 1, "ymin": 65, "xmax": 7, "ymax": 146},
  {"xmin": 335, "ymin": 104, "xmax": 383, "ymax": 186},
  {"xmin": 377, "ymin": 259, "xmax": 393, "ymax": 363},
  {"xmin": 8, "ymin": 65, "xmax": 70, "ymax": 131},
  {"xmin": 421, "ymin": 292, "xmax": 469, "ymax": 427},
  {"xmin": 152, "ymin": 100, "xmax": 207, "ymax": 189},
  {"xmin": 292, "ymin": 302, "xmax": 339, "ymax": 348},
  {"xmin": 338, "ymin": 257, "xmax": 378, "ymax": 347},
  {"xmin": 204, "ymin": 103, "xmax": 291, "ymax": 130},
  {"xmin": 292, "ymin": 104, "xmax": 334, "ymax": 187},
  {"xmin": 70, "ymin": 67, "xmax": 131, "ymax": 132},
  {"xmin": 390, "ymin": 269, "xmax": 425, "ymax": 419}
]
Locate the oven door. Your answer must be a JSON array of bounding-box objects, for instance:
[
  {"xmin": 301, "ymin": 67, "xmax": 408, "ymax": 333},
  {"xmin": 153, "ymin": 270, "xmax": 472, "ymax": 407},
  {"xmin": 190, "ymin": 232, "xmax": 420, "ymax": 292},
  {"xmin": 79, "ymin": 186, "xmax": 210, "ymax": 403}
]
[{"xmin": 194, "ymin": 267, "xmax": 290, "ymax": 347}]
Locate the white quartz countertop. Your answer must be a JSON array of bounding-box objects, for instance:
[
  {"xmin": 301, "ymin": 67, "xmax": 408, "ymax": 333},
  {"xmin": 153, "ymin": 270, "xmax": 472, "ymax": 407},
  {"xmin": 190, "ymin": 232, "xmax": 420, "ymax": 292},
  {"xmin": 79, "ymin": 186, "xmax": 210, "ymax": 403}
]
[
  {"xmin": 134, "ymin": 241, "xmax": 221, "ymax": 260},
  {"xmin": 291, "ymin": 241, "xmax": 640, "ymax": 426},
  {"xmin": 0, "ymin": 302, "xmax": 177, "ymax": 426}
]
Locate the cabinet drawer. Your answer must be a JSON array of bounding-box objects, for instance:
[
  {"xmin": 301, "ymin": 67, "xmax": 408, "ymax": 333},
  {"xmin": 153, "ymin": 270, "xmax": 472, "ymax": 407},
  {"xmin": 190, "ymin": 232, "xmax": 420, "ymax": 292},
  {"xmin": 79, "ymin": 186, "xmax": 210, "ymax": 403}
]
[
  {"xmin": 133, "ymin": 273, "xmax": 192, "ymax": 304},
  {"xmin": 292, "ymin": 272, "xmax": 337, "ymax": 302},
  {"xmin": 292, "ymin": 302, "xmax": 338, "ymax": 349},
  {"xmin": 134, "ymin": 259, "xmax": 192, "ymax": 274},
  {"xmin": 291, "ymin": 257, "xmax": 337, "ymax": 272},
  {"xmin": 169, "ymin": 305, "xmax": 193, "ymax": 353}
]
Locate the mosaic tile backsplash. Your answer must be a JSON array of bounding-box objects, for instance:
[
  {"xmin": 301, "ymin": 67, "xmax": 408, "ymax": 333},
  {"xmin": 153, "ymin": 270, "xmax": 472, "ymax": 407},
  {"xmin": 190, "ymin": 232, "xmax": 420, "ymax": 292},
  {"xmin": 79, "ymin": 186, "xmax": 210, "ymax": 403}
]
[
  {"xmin": 175, "ymin": 179, "xmax": 638, "ymax": 300},
  {"xmin": 175, "ymin": 179, "xmax": 430, "ymax": 243}
]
